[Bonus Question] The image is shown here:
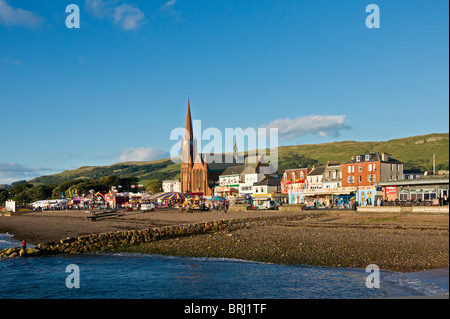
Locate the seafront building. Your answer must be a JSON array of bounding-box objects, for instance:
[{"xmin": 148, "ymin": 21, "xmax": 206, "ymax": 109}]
[
  {"xmin": 285, "ymin": 153, "xmax": 406, "ymax": 207},
  {"xmin": 173, "ymin": 100, "xmax": 448, "ymax": 207}
]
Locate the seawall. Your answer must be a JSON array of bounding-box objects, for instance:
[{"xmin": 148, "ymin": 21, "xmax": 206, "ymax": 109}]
[{"xmin": 357, "ymin": 206, "xmax": 449, "ymax": 214}]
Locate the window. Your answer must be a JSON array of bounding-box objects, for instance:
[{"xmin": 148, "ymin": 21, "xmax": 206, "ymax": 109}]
[
  {"xmin": 368, "ymin": 175, "xmax": 372, "ymax": 182},
  {"xmin": 300, "ymin": 171, "xmax": 304, "ymax": 179},
  {"xmin": 352, "ymin": 176, "xmax": 355, "ymax": 183},
  {"xmin": 326, "ymin": 172, "xmax": 329, "ymax": 180},
  {"xmin": 332, "ymin": 170, "xmax": 336, "ymax": 179},
  {"xmin": 368, "ymin": 164, "xmax": 372, "ymax": 172},
  {"xmin": 284, "ymin": 173, "xmax": 287, "ymax": 180},
  {"xmin": 292, "ymin": 172, "xmax": 296, "ymax": 180},
  {"xmin": 365, "ymin": 154, "xmax": 370, "ymax": 161},
  {"xmin": 356, "ymin": 155, "xmax": 361, "ymax": 162},
  {"xmin": 373, "ymin": 175, "xmax": 376, "ymax": 182},
  {"xmin": 359, "ymin": 176, "xmax": 362, "ymax": 183},
  {"xmin": 348, "ymin": 177, "xmax": 352, "ymax": 184},
  {"xmin": 348, "ymin": 166, "xmax": 352, "ymax": 173},
  {"xmin": 373, "ymin": 164, "xmax": 376, "ymax": 171},
  {"xmin": 359, "ymin": 165, "xmax": 362, "ymax": 172}
]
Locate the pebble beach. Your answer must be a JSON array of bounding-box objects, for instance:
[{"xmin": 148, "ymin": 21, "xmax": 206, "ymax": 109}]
[{"xmin": 0, "ymin": 209, "xmax": 448, "ymax": 272}]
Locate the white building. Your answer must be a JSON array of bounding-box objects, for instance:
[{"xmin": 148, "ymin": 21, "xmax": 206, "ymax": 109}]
[
  {"xmin": 252, "ymin": 177, "xmax": 281, "ymax": 195},
  {"xmin": 239, "ymin": 173, "xmax": 265, "ymax": 195},
  {"xmin": 162, "ymin": 180, "xmax": 181, "ymax": 193},
  {"xmin": 307, "ymin": 166, "xmax": 326, "ymax": 190}
]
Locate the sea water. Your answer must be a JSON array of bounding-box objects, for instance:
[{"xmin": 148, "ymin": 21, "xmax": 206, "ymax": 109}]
[{"xmin": 0, "ymin": 234, "xmax": 448, "ymax": 299}]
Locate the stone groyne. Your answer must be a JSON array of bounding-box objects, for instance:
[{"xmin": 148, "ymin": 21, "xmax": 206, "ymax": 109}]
[{"xmin": 0, "ymin": 213, "xmax": 322, "ymax": 258}]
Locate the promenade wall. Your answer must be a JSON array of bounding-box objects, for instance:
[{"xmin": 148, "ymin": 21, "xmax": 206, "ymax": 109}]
[{"xmin": 357, "ymin": 206, "xmax": 449, "ymax": 213}]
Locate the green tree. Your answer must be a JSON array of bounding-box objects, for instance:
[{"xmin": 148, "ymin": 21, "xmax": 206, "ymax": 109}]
[
  {"xmin": 26, "ymin": 185, "xmax": 55, "ymax": 202},
  {"xmin": 9, "ymin": 183, "xmax": 33, "ymax": 203},
  {"xmin": 146, "ymin": 180, "xmax": 163, "ymax": 194},
  {"xmin": 0, "ymin": 188, "xmax": 10, "ymax": 204}
]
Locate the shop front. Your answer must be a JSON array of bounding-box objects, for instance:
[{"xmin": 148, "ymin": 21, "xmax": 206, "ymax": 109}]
[
  {"xmin": 377, "ymin": 177, "xmax": 449, "ymax": 204},
  {"xmin": 356, "ymin": 187, "xmax": 377, "ymax": 206}
]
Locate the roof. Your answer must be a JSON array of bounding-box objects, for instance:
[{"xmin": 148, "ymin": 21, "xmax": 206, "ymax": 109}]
[
  {"xmin": 254, "ymin": 177, "xmax": 281, "ymax": 187},
  {"xmin": 200, "ymin": 154, "xmax": 243, "ymax": 173},
  {"xmin": 403, "ymin": 169, "xmax": 425, "ymax": 174},
  {"xmin": 344, "ymin": 152, "xmax": 403, "ymax": 164},
  {"xmin": 376, "ymin": 177, "xmax": 449, "ymax": 187},
  {"xmin": 308, "ymin": 166, "xmax": 326, "ymax": 176},
  {"xmin": 221, "ymin": 165, "xmax": 247, "ymax": 176}
]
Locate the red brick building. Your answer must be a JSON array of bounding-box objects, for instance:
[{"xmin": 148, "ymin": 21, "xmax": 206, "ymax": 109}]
[{"xmin": 341, "ymin": 152, "xmax": 403, "ymax": 188}]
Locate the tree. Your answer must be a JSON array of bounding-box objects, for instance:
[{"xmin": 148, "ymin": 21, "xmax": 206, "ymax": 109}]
[
  {"xmin": 9, "ymin": 183, "xmax": 33, "ymax": 203},
  {"xmin": 0, "ymin": 188, "xmax": 10, "ymax": 204},
  {"xmin": 26, "ymin": 185, "xmax": 55, "ymax": 202},
  {"xmin": 146, "ymin": 180, "xmax": 162, "ymax": 194},
  {"xmin": 119, "ymin": 177, "xmax": 140, "ymax": 192}
]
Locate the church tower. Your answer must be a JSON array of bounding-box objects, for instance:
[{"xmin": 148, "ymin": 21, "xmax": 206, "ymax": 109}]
[{"xmin": 180, "ymin": 99, "xmax": 196, "ymax": 193}]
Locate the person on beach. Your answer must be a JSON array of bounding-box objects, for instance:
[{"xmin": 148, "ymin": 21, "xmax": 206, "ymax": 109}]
[{"xmin": 22, "ymin": 240, "xmax": 26, "ymax": 250}]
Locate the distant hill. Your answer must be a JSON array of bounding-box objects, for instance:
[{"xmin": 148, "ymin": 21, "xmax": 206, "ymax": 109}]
[{"xmin": 29, "ymin": 133, "xmax": 449, "ymax": 186}]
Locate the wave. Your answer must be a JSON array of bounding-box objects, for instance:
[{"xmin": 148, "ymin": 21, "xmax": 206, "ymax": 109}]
[{"xmin": 384, "ymin": 269, "xmax": 449, "ymax": 296}]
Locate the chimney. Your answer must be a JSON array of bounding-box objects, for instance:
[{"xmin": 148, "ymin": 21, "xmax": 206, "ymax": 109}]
[{"xmin": 381, "ymin": 152, "xmax": 388, "ymax": 162}]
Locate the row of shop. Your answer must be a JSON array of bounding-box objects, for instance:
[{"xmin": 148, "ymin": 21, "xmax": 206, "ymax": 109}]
[{"xmin": 287, "ymin": 177, "xmax": 449, "ymax": 207}]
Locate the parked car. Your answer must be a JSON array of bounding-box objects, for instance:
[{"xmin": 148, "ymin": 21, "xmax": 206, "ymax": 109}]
[
  {"xmin": 141, "ymin": 203, "xmax": 155, "ymax": 211},
  {"xmin": 257, "ymin": 200, "xmax": 277, "ymax": 210}
]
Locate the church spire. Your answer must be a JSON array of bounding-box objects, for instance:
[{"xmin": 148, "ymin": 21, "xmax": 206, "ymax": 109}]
[{"xmin": 185, "ymin": 99, "xmax": 193, "ymax": 140}]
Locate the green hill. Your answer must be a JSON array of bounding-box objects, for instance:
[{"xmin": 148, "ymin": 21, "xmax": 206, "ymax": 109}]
[{"xmin": 29, "ymin": 133, "xmax": 449, "ymax": 186}]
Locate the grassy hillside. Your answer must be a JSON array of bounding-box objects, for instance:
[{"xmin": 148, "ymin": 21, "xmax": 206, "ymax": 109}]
[
  {"xmin": 29, "ymin": 133, "xmax": 449, "ymax": 186},
  {"xmin": 31, "ymin": 159, "xmax": 181, "ymax": 187},
  {"xmin": 278, "ymin": 133, "xmax": 449, "ymax": 172}
]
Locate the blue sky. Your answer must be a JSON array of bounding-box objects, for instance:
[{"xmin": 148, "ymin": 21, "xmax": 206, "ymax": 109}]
[{"xmin": 0, "ymin": 0, "xmax": 448, "ymax": 184}]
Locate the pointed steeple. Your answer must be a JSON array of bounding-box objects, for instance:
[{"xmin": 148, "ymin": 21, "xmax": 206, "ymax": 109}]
[{"xmin": 185, "ymin": 99, "xmax": 193, "ymax": 140}]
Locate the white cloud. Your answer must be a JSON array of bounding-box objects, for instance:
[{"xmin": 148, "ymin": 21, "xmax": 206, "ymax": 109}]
[
  {"xmin": 118, "ymin": 148, "xmax": 169, "ymax": 162},
  {"xmin": 260, "ymin": 115, "xmax": 349, "ymax": 141},
  {"xmin": 113, "ymin": 4, "xmax": 146, "ymax": 31},
  {"xmin": 85, "ymin": 0, "xmax": 146, "ymax": 31},
  {"xmin": 161, "ymin": 0, "xmax": 176, "ymax": 11},
  {"xmin": 0, "ymin": 162, "xmax": 56, "ymax": 184},
  {"xmin": 0, "ymin": 0, "xmax": 43, "ymax": 28},
  {"xmin": 85, "ymin": 0, "xmax": 112, "ymax": 18}
]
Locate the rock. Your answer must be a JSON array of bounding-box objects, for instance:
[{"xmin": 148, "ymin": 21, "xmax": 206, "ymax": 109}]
[{"xmin": 26, "ymin": 248, "xmax": 41, "ymax": 256}]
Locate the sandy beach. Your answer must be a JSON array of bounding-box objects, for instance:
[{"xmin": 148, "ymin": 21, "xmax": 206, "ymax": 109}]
[{"xmin": 0, "ymin": 209, "xmax": 448, "ymax": 272}]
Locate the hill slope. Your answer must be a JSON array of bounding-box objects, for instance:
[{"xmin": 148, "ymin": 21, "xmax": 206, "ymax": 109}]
[{"xmin": 29, "ymin": 133, "xmax": 449, "ymax": 186}]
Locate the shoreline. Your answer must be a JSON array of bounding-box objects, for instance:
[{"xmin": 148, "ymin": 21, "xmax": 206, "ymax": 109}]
[{"xmin": 1, "ymin": 209, "xmax": 448, "ymax": 272}]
